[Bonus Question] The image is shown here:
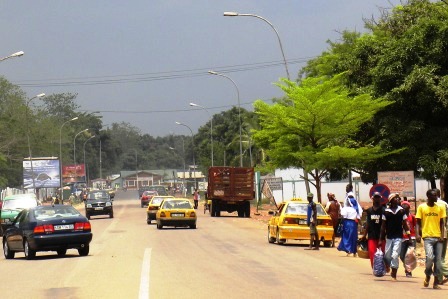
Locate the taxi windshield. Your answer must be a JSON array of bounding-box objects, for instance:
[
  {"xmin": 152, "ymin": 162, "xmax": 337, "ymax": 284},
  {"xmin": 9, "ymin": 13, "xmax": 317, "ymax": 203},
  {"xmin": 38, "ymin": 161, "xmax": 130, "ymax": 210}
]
[{"xmin": 285, "ymin": 202, "xmax": 327, "ymax": 216}]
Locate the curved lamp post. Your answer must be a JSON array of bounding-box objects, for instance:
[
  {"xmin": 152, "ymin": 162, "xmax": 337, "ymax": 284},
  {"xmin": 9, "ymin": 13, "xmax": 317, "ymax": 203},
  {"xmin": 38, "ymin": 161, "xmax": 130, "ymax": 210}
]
[
  {"xmin": 74, "ymin": 129, "xmax": 89, "ymax": 165},
  {"xmin": 25, "ymin": 93, "xmax": 45, "ymax": 192},
  {"xmin": 59, "ymin": 117, "xmax": 79, "ymax": 198},
  {"xmin": 190, "ymin": 102, "xmax": 213, "ymax": 166},
  {"xmin": 0, "ymin": 51, "xmax": 24, "ymax": 62},
  {"xmin": 223, "ymin": 12, "xmax": 290, "ymax": 80},
  {"xmin": 175, "ymin": 121, "xmax": 196, "ymax": 189},
  {"xmin": 83, "ymin": 135, "xmax": 96, "ymax": 186},
  {"xmin": 208, "ymin": 71, "xmax": 243, "ymax": 167}
]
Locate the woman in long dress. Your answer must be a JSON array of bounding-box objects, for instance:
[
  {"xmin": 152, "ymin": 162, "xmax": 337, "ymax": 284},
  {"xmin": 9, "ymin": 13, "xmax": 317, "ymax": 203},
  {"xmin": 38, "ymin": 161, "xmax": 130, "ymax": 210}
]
[{"xmin": 337, "ymin": 195, "xmax": 361, "ymax": 256}]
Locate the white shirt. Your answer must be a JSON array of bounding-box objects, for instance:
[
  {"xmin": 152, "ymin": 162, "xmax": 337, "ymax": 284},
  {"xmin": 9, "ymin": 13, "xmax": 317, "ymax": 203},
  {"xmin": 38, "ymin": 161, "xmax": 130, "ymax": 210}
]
[{"xmin": 341, "ymin": 206, "xmax": 358, "ymax": 220}]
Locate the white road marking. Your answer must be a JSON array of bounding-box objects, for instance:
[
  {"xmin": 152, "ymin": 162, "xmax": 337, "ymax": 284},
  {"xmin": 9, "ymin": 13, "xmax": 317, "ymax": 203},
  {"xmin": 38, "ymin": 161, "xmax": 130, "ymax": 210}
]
[{"xmin": 139, "ymin": 248, "xmax": 152, "ymax": 299}]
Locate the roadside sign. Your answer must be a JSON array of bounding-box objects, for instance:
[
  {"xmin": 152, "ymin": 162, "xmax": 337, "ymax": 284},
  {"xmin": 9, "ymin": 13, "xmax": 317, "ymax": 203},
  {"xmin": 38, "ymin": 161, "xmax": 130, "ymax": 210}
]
[
  {"xmin": 262, "ymin": 177, "xmax": 283, "ymax": 191},
  {"xmin": 377, "ymin": 171, "xmax": 415, "ymax": 197},
  {"xmin": 369, "ymin": 184, "xmax": 390, "ymax": 205}
]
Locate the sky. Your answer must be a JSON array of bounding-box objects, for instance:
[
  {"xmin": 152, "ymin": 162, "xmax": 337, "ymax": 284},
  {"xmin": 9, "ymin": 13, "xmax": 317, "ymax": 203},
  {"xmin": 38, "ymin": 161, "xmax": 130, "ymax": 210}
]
[{"xmin": 1, "ymin": 0, "xmax": 402, "ymax": 137}]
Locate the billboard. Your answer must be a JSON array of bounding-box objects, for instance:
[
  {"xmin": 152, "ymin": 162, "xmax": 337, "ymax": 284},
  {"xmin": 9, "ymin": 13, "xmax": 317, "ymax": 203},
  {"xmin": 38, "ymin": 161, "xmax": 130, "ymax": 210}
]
[
  {"xmin": 23, "ymin": 158, "xmax": 60, "ymax": 189},
  {"xmin": 377, "ymin": 171, "xmax": 415, "ymax": 197},
  {"xmin": 62, "ymin": 164, "xmax": 86, "ymax": 183}
]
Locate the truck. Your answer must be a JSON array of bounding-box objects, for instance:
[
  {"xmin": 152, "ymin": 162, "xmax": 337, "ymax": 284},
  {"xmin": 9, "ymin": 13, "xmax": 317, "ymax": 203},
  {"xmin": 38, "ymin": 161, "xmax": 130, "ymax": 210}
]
[{"xmin": 207, "ymin": 166, "xmax": 255, "ymax": 218}]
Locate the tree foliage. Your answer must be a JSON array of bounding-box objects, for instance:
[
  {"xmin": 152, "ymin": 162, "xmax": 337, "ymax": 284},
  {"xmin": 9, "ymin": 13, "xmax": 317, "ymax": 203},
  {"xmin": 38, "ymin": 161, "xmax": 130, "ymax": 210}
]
[{"xmin": 253, "ymin": 74, "xmax": 394, "ymax": 202}]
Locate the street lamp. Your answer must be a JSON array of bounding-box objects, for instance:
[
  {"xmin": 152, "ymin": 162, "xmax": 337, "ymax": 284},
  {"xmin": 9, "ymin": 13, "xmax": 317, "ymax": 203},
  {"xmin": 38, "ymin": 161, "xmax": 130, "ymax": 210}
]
[
  {"xmin": 208, "ymin": 71, "xmax": 243, "ymax": 167},
  {"xmin": 190, "ymin": 102, "xmax": 213, "ymax": 166},
  {"xmin": 74, "ymin": 129, "xmax": 89, "ymax": 165},
  {"xmin": 223, "ymin": 12, "xmax": 290, "ymax": 80},
  {"xmin": 59, "ymin": 117, "xmax": 79, "ymax": 199},
  {"xmin": 175, "ymin": 121, "xmax": 196, "ymax": 189},
  {"xmin": 0, "ymin": 51, "xmax": 24, "ymax": 62},
  {"xmin": 83, "ymin": 135, "xmax": 96, "ymax": 186},
  {"xmin": 25, "ymin": 93, "xmax": 45, "ymax": 193}
]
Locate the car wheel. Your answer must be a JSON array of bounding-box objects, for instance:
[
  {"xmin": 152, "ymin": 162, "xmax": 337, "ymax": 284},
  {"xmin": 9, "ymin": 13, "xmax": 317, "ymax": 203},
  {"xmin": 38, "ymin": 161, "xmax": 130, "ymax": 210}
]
[
  {"xmin": 24, "ymin": 240, "xmax": 36, "ymax": 260},
  {"xmin": 86, "ymin": 213, "xmax": 91, "ymax": 220},
  {"xmin": 109, "ymin": 212, "xmax": 114, "ymax": 218},
  {"xmin": 78, "ymin": 245, "xmax": 89, "ymax": 256},
  {"xmin": 57, "ymin": 249, "xmax": 67, "ymax": 256},
  {"xmin": 267, "ymin": 227, "xmax": 276, "ymax": 244},
  {"xmin": 3, "ymin": 240, "xmax": 15, "ymax": 259},
  {"xmin": 156, "ymin": 222, "xmax": 163, "ymax": 229},
  {"xmin": 190, "ymin": 223, "xmax": 197, "ymax": 229},
  {"xmin": 276, "ymin": 229, "xmax": 285, "ymax": 245},
  {"xmin": 323, "ymin": 240, "xmax": 332, "ymax": 248},
  {"xmin": 147, "ymin": 219, "xmax": 151, "ymax": 225}
]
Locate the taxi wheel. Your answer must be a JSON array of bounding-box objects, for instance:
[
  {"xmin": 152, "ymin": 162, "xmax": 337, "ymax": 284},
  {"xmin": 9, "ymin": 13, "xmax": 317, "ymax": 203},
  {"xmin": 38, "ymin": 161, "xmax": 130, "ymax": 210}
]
[
  {"xmin": 323, "ymin": 240, "xmax": 332, "ymax": 247},
  {"xmin": 267, "ymin": 227, "xmax": 276, "ymax": 244},
  {"xmin": 157, "ymin": 222, "xmax": 163, "ymax": 229},
  {"xmin": 276, "ymin": 229, "xmax": 285, "ymax": 245}
]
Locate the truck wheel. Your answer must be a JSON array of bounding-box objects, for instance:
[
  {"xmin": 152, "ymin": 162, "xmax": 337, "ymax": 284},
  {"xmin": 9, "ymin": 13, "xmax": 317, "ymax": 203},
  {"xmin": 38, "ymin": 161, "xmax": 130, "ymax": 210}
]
[
  {"xmin": 244, "ymin": 201, "xmax": 251, "ymax": 218},
  {"xmin": 237, "ymin": 208, "xmax": 244, "ymax": 217}
]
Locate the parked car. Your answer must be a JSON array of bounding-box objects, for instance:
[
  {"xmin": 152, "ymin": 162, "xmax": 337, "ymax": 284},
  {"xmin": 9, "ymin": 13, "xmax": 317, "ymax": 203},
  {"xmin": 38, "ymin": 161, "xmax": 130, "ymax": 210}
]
[
  {"xmin": 2, "ymin": 205, "xmax": 92, "ymax": 259},
  {"xmin": 141, "ymin": 190, "xmax": 158, "ymax": 208},
  {"xmin": 267, "ymin": 198, "xmax": 334, "ymax": 247},
  {"xmin": 156, "ymin": 198, "xmax": 197, "ymax": 229},
  {"xmin": 85, "ymin": 190, "xmax": 113, "ymax": 219},
  {"xmin": 146, "ymin": 196, "xmax": 174, "ymax": 224},
  {"xmin": 0, "ymin": 193, "xmax": 40, "ymax": 235}
]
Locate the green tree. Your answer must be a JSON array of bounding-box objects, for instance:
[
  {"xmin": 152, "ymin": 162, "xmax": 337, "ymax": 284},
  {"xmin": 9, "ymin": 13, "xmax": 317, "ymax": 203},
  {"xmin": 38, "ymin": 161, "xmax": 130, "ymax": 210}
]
[{"xmin": 253, "ymin": 74, "xmax": 394, "ymax": 202}]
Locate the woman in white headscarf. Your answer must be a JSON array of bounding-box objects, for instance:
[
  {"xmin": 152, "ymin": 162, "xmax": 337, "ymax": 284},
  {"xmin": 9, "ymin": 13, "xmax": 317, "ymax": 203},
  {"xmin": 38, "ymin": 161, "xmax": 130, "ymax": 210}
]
[{"xmin": 337, "ymin": 184, "xmax": 362, "ymax": 256}]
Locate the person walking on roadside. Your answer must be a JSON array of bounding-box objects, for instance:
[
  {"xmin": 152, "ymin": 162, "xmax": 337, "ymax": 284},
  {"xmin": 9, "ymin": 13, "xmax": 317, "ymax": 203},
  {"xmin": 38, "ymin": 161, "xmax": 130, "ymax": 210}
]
[
  {"xmin": 416, "ymin": 189, "xmax": 447, "ymax": 289},
  {"xmin": 435, "ymin": 189, "xmax": 448, "ymax": 284},
  {"xmin": 193, "ymin": 188, "xmax": 199, "ymax": 209},
  {"xmin": 305, "ymin": 192, "xmax": 319, "ymax": 250},
  {"xmin": 325, "ymin": 193, "xmax": 340, "ymax": 247},
  {"xmin": 361, "ymin": 192, "xmax": 385, "ymax": 268},
  {"xmin": 378, "ymin": 193, "xmax": 412, "ymax": 281},
  {"xmin": 399, "ymin": 200, "xmax": 416, "ymax": 277},
  {"xmin": 338, "ymin": 186, "xmax": 360, "ymax": 256}
]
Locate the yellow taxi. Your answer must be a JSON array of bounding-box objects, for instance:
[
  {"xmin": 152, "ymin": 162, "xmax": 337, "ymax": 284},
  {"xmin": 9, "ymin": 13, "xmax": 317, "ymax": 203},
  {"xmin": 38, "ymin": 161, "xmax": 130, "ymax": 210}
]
[
  {"xmin": 146, "ymin": 196, "xmax": 174, "ymax": 224},
  {"xmin": 156, "ymin": 198, "xmax": 197, "ymax": 229},
  {"xmin": 267, "ymin": 198, "xmax": 334, "ymax": 247}
]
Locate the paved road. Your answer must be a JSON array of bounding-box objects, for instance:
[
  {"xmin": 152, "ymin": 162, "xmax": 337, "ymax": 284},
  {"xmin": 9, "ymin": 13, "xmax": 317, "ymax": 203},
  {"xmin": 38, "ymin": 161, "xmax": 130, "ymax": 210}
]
[{"xmin": 0, "ymin": 190, "xmax": 446, "ymax": 298}]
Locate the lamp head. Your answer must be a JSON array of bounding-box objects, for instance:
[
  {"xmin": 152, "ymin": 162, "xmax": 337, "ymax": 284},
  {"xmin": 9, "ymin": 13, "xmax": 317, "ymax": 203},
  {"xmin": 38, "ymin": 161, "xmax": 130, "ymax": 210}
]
[
  {"xmin": 11, "ymin": 51, "xmax": 24, "ymax": 57},
  {"xmin": 175, "ymin": 121, "xmax": 181, "ymax": 125},
  {"xmin": 223, "ymin": 12, "xmax": 239, "ymax": 16},
  {"xmin": 36, "ymin": 93, "xmax": 45, "ymax": 98},
  {"xmin": 208, "ymin": 70, "xmax": 218, "ymax": 75}
]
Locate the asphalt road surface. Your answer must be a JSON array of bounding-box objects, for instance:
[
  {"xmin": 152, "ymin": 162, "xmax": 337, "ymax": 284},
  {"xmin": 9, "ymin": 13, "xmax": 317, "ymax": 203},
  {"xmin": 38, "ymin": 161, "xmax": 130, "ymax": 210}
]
[{"xmin": 1, "ymin": 190, "xmax": 446, "ymax": 298}]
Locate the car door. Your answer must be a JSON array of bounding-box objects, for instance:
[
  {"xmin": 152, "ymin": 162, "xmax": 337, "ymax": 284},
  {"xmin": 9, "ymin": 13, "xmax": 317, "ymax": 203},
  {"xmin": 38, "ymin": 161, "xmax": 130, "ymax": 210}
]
[{"xmin": 6, "ymin": 210, "xmax": 28, "ymax": 250}]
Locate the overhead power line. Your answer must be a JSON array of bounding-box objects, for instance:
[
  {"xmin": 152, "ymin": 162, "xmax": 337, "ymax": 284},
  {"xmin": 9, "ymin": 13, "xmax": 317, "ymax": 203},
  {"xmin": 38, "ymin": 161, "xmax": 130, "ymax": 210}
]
[{"xmin": 14, "ymin": 57, "xmax": 314, "ymax": 88}]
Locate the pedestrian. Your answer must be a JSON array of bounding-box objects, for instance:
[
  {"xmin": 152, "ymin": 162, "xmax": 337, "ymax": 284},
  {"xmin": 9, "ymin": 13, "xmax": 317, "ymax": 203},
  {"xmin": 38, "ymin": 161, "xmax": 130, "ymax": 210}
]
[
  {"xmin": 416, "ymin": 189, "xmax": 447, "ymax": 289},
  {"xmin": 435, "ymin": 189, "xmax": 448, "ymax": 285},
  {"xmin": 193, "ymin": 188, "xmax": 199, "ymax": 209},
  {"xmin": 337, "ymin": 185, "xmax": 361, "ymax": 256},
  {"xmin": 325, "ymin": 192, "xmax": 340, "ymax": 247},
  {"xmin": 361, "ymin": 192, "xmax": 385, "ymax": 268},
  {"xmin": 399, "ymin": 200, "xmax": 416, "ymax": 277},
  {"xmin": 69, "ymin": 193, "xmax": 76, "ymax": 206},
  {"xmin": 378, "ymin": 193, "xmax": 412, "ymax": 281},
  {"xmin": 305, "ymin": 192, "xmax": 319, "ymax": 250}
]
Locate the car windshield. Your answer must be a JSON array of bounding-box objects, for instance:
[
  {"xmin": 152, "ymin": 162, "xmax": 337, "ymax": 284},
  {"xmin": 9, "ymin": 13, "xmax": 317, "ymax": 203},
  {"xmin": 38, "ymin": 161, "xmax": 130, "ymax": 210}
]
[
  {"xmin": 2, "ymin": 198, "xmax": 37, "ymax": 210},
  {"xmin": 162, "ymin": 200, "xmax": 192, "ymax": 209},
  {"xmin": 151, "ymin": 197, "xmax": 166, "ymax": 205},
  {"xmin": 285, "ymin": 202, "xmax": 327, "ymax": 216},
  {"xmin": 33, "ymin": 206, "xmax": 81, "ymax": 220},
  {"xmin": 87, "ymin": 191, "xmax": 109, "ymax": 200}
]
